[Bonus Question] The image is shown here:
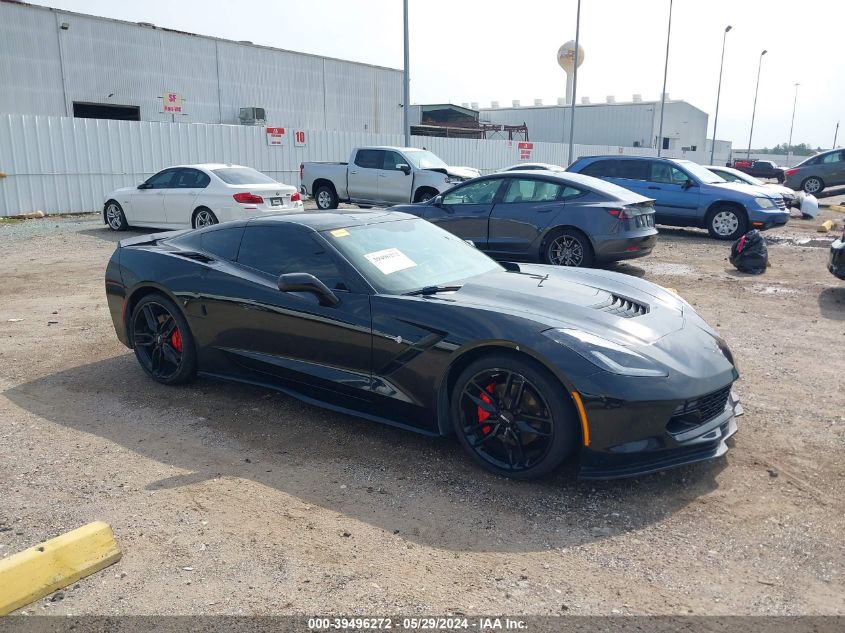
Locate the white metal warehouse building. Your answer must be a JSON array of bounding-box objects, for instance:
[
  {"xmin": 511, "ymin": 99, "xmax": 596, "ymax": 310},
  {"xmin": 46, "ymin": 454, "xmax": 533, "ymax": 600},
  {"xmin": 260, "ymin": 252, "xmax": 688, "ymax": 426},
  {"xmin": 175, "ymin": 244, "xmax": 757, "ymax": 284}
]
[
  {"xmin": 0, "ymin": 0, "xmax": 404, "ymax": 133},
  {"xmin": 480, "ymin": 99, "xmax": 709, "ymax": 154}
]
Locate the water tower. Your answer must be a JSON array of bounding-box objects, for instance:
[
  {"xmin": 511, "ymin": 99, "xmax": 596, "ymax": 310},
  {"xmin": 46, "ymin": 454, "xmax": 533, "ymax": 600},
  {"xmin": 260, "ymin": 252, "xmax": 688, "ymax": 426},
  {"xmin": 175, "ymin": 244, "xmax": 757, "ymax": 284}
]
[{"xmin": 557, "ymin": 41, "xmax": 585, "ymax": 105}]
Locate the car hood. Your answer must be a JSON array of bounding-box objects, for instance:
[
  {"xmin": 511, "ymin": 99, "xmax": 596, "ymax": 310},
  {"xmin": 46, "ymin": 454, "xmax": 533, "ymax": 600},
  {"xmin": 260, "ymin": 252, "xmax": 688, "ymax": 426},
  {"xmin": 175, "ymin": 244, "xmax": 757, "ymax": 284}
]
[
  {"xmin": 423, "ymin": 165, "xmax": 480, "ymax": 179},
  {"xmin": 425, "ymin": 264, "xmax": 732, "ymax": 377},
  {"xmin": 108, "ymin": 186, "xmax": 139, "ymax": 198},
  {"xmin": 709, "ymin": 181, "xmax": 780, "ymax": 200},
  {"xmin": 763, "ymin": 183, "xmax": 796, "ymax": 197},
  {"xmin": 439, "ymin": 264, "xmax": 693, "ymax": 345}
]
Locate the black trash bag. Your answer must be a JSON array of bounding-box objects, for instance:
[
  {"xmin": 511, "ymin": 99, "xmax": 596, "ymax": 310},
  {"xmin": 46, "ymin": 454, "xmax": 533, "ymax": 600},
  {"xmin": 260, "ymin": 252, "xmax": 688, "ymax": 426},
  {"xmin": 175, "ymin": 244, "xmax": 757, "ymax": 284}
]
[{"xmin": 730, "ymin": 229, "xmax": 768, "ymax": 274}]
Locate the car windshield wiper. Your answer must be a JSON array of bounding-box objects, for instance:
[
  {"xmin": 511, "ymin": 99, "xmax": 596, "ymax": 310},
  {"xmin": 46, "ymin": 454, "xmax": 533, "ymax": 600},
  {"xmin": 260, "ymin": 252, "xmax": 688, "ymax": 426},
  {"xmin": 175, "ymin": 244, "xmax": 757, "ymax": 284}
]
[{"xmin": 403, "ymin": 285, "xmax": 463, "ymax": 296}]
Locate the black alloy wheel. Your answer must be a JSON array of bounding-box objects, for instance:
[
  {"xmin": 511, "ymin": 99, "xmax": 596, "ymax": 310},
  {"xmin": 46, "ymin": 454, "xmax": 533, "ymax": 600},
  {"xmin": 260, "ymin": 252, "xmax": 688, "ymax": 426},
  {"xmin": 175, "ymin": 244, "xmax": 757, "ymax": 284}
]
[
  {"xmin": 130, "ymin": 294, "xmax": 196, "ymax": 384},
  {"xmin": 452, "ymin": 354, "xmax": 577, "ymax": 479}
]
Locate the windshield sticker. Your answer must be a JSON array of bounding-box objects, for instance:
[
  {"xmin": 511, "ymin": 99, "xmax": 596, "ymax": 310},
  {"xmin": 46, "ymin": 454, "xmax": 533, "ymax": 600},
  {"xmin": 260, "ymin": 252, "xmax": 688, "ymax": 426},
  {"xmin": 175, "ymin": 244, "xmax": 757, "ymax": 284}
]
[
  {"xmin": 364, "ymin": 248, "xmax": 417, "ymax": 275},
  {"xmin": 330, "ymin": 228, "xmax": 350, "ymax": 238}
]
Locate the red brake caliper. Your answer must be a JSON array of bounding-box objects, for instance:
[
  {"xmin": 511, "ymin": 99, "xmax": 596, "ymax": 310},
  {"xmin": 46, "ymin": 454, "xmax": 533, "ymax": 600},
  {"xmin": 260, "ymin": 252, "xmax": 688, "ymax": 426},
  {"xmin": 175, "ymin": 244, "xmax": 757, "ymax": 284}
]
[
  {"xmin": 170, "ymin": 328, "xmax": 183, "ymax": 353},
  {"xmin": 477, "ymin": 383, "xmax": 496, "ymax": 435}
]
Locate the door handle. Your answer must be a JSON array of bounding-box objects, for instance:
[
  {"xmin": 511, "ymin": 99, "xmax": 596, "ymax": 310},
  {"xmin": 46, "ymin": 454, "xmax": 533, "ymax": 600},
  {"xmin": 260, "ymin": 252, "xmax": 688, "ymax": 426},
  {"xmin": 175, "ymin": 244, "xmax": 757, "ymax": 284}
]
[
  {"xmin": 648, "ymin": 186, "xmax": 660, "ymax": 190},
  {"xmin": 378, "ymin": 173, "xmax": 387, "ymax": 178},
  {"xmin": 350, "ymin": 170, "xmax": 358, "ymax": 174}
]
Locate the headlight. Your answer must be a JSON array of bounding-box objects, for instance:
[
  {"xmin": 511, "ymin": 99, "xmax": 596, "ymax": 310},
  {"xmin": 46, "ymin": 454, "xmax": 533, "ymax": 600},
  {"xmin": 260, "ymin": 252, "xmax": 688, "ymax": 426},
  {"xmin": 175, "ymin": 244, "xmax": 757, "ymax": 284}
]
[
  {"xmin": 754, "ymin": 197, "xmax": 776, "ymax": 209},
  {"xmin": 543, "ymin": 328, "xmax": 668, "ymax": 377},
  {"xmin": 445, "ymin": 176, "xmax": 464, "ymax": 184}
]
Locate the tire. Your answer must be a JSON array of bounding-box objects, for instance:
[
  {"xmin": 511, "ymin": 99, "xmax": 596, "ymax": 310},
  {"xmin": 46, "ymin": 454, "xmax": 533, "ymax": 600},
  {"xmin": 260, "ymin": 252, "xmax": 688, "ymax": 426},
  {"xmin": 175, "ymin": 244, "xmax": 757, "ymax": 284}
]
[
  {"xmin": 129, "ymin": 293, "xmax": 197, "ymax": 385},
  {"xmin": 414, "ymin": 188, "xmax": 437, "ymax": 203},
  {"xmin": 801, "ymin": 176, "xmax": 824, "ymax": 195},
  {"xmin": 315, "ymin": 185, "xmax": 339, "ymax": 210},
  {"xmin": 192, "ymin": 207, "xmax": 218, "ymax": 229},
  {"xmin": 543, "ymin": 228, "xmax": 594, "ymax": 267},
  {"xmin": 104, "ymin": 200, "xmax": 129, "ymax": 231},
  {"xmin": 705, "ymin": 205, "xmax": 747, "ymax": 240},
  {"xmin": 451, "ymin": 353, "xmax": 578, "ymax": 480}
]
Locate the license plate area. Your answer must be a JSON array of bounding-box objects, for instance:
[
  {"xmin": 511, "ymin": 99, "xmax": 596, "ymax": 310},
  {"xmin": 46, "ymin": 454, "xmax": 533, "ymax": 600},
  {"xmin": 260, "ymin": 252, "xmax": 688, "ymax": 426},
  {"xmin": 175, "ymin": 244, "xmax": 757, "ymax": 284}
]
[
  {"xmin": 636, "ymin": 215, "xmax": 654, "ymax": 228},
  {"xmin": 270, "ymin": 197, "xmax": 283, "ymax": 206}
]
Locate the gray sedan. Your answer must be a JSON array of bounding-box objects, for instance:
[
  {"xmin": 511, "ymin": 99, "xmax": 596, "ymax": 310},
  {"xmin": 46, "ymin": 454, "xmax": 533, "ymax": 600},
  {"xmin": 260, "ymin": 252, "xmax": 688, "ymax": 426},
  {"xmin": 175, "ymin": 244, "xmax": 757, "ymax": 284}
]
[
  {"xmin": 706, "ymin": 165, "xmax": 799, "ymax": 208},
  {"xmin": 783, "ymin": 149, "xmax": 845, "ymax": 194},
  {"xmin": 389, "ymin": 170, "xmax": 657, "ymax": 268}
]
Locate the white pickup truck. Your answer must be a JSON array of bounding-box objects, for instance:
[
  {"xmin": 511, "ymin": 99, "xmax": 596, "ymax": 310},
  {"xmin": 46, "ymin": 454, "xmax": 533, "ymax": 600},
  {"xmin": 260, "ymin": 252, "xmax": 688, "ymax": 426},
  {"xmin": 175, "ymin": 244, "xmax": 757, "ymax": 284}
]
[{"xmin": 300, "ymin": 146, "xmax": 480, "ymax": 209}]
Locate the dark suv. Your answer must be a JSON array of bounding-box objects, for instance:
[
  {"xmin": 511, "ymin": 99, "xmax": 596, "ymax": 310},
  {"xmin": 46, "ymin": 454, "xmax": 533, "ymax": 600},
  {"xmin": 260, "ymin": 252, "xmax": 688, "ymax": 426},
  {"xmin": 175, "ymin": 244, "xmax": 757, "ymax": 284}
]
[{"xmin": 568, "ymin": 156, "xmax": 789, "ymax": 240}]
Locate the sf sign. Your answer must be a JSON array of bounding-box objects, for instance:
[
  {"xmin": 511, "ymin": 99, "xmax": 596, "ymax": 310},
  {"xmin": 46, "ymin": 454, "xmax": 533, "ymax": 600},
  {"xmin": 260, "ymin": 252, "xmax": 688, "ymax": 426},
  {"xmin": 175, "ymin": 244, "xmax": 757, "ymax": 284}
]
[
  {"xmin": 518, "ymin": 142, "xmax": 534, "ymax": 161},
  {"xmin": 162, "ymin": 92, "xmax": 183, "ymax": 114},
  {"xmin": 266, "ymin": 127, "xmax": 286, "ymax": 146}
]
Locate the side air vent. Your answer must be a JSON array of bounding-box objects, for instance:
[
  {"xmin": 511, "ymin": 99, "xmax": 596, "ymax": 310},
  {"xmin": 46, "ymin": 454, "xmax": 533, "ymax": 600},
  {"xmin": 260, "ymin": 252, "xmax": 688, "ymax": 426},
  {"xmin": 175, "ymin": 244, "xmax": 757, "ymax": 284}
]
[
  {"xmin": 593, "ymin": 293, "xmax": 649, "ymax": 318},
  {"xmin": 176, "ymin": 251, "xmax": 214, "ymax": 263}
]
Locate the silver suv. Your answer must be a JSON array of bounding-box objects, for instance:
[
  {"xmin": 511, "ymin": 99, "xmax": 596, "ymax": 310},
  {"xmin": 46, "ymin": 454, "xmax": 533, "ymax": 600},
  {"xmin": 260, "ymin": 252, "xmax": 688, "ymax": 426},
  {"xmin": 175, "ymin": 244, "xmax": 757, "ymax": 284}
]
[{"xmin": 783, "ymin": 148, "xmax": 845, "ymax": 194}]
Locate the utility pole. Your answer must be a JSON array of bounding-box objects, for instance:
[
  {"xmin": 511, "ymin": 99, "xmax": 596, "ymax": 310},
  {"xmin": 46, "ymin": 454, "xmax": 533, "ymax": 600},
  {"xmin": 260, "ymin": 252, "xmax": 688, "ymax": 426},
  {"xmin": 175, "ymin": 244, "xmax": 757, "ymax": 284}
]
[
  {"xmin": 786, "ymin": 83, "xmax": 799, "ymax": 166},
  {"xmin": 657, "ymin": 0, "xmax": 673, "ymax": 156},
  {"xmin": 709, "ymin": 25, "xmax": 731, "ymax": 165},
  {"xmin": 746, "ymin": 49, "xmax": 767, "ymax": 161},
  {"xmin": 403, "ymin": 0, "xmax": 411, "ymax": 146},
  {"xmin": 566, "ymin": 0, "xmax": 582, "ymax": 166},
  {"xmin": 834, "ymin": 121, "xmax": 840, "ymax": 148}
]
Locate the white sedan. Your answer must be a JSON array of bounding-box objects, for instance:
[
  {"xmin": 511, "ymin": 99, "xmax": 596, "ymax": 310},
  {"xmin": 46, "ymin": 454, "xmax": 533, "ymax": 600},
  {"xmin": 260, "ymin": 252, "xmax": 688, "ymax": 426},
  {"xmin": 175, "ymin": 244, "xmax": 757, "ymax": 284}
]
[{"xmin": 103, "ymin": 163, "xmax": 303, "ymax": 231}]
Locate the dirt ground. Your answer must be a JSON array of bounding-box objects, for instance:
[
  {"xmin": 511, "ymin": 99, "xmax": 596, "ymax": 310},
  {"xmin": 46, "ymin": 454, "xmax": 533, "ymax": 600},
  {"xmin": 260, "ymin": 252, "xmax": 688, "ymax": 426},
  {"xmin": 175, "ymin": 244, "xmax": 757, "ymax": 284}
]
[{"xmin": 1, "ymin": 202, "xmax": 843, "ymax": 617}]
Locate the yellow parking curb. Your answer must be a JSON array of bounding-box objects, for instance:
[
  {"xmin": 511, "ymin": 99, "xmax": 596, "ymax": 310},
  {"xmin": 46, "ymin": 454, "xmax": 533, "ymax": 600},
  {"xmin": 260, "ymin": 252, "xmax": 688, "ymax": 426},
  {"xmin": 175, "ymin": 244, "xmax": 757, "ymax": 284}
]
[
  {"xmin": 829, "ymin": 205, "xmax": 845, "ymax": 213},
  {"xmin": 0, "ymin": 521, "xmax": 121, "ymax": 615},
  {"xmin": 818, "ymin": 220, "xmax": 834, "ymax": 233}
]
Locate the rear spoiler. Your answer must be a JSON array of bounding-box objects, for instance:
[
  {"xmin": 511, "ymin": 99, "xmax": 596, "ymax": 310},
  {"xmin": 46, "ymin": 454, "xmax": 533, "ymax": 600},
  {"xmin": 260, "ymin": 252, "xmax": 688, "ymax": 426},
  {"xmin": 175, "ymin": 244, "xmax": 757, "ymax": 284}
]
[{"xmin": 117, "ymin": 229, "xmax": 191, "ymax": 249}]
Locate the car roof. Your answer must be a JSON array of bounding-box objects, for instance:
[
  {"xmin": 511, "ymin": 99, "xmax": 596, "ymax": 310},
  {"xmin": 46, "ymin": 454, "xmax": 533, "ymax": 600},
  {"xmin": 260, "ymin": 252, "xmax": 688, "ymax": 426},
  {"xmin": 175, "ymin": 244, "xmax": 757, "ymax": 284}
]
[
  {"xmin": 163, "ymin": 163, "xmax": 250, "ymax": 170},
  {"xmin": 574, "ymin": 154, "xmax": 680, "ymax": 163},
  {"xmin": 247, "ymin": 209, "xmax": 417, "ymax": 231},
  {"xmin": 502, "ymin": 163, "xmax": 565, "ymax": 171},
  {"xmin": 477, "ymin": 168, "xmax": 648, "ymax": 201}
]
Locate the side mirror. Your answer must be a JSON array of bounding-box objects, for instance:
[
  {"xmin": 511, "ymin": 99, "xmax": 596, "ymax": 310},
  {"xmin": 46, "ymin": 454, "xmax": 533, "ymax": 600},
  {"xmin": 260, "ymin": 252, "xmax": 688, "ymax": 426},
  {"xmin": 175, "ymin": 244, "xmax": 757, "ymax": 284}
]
[
  {"xmin": 682, "ymin": 179, "xmax": 695, "ymax": 189},
  {"xmin": 397, "ymin": 163, "xmax": 411, "ymax": 175},
  {"xmin": 277, "ymin": 272, "xmax": 339, "ymax": 307},
  {"xmin": 138, "ymin": 182, "xmax": 151, "ymax": 190},
  {"xmin": 432, "ymin": 195, "xmax": 443, "ymax": 207}
]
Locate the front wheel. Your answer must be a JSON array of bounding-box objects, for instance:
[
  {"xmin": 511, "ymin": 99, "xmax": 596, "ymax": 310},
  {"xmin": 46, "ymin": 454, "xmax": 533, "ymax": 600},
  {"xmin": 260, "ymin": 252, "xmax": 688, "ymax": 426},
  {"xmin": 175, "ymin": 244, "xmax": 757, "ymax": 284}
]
[
  {"xmin": 414, "ymin": 188, "xmax": 437, "ymax": 203},
  {"xmin": 104, "ymin": 201, "xmax": 129, "ymax": 231},
  {"xmin": 315, "ymin": 185, "xmax": 339, "ymax": 210},
  {"xmin": 130, "ymin": 293, "xmax": 197, "ymax": 385},
  {"xmin": 706, "ymin": 205, "xmax": 747, "ymax": 240},
  {"xmin": 544, "ymin": 229, "xmax": 594, "ymax": 267},
  {"xmin": 192, "ymin": 208, "xmax": 218, "ymax": 229},
  {"xmin": 451, "ymin": 354, "xmax": 578, "ymax": 480}
]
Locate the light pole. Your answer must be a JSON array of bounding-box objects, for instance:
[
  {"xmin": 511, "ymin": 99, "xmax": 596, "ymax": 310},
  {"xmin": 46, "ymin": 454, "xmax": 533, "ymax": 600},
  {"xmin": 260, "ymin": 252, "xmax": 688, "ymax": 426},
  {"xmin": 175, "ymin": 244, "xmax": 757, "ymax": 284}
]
[
  {"xmin": 567, "ymin": 0, "xmax": 582, "ymax": 165},
  {"xmin": 834, "ymin": 121, "xmax": 839, "ymax": 148},
  {"xmin": 403, "ymin": 0, "xmax": 410, "ymax": 146},
  {"xmin": 657, "ymin": 0, "xmax": 673, "ymax": 156},
  {"xmin": 786, "ymin": 83, "xmax": 799, "ymax": 166},
  {"xmin": 709, "ymin": 25, "xmax": 732, "ymax": 165},
  {"xmin": 746, "ymin": 49, "xmax": 767, "ymax": 161}
]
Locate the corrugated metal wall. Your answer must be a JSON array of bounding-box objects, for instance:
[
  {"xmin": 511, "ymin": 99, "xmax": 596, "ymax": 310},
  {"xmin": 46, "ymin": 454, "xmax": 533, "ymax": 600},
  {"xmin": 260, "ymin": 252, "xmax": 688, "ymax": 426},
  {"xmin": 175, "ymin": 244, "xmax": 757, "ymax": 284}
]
[
  {"xmin": 0, "ymin": 1, "xmax": 404, "ymax": 132},
  {"xmin": 0, "ymin": 114, "xmax": 717, "ymax": 216}
]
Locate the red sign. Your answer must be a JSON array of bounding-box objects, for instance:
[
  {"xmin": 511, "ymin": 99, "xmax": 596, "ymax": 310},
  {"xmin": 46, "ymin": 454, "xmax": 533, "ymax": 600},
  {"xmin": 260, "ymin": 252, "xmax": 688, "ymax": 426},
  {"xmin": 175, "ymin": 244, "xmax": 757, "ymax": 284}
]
[
  {"xmin": 294, "ymin": 130, "xmax": 306, "ymax": 147},
  {"xmin": 517, "ymin": 142, "xmax": 534, "ymax": 161},
  {"xmin": 266, "ymin": 127, "xmax": 286, "ymax": 146},
  {"xmin": 162, "ymin": 92, "xmax": 183, "ymax": 114}
]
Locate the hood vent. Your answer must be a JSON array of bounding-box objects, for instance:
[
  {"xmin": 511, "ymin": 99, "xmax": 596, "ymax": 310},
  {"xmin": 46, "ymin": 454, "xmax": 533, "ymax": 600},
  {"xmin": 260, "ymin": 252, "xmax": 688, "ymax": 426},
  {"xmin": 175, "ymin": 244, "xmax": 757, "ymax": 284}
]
[{"xmin": 593, "ymin": 293, "xmax": 649, "ymax": 318}]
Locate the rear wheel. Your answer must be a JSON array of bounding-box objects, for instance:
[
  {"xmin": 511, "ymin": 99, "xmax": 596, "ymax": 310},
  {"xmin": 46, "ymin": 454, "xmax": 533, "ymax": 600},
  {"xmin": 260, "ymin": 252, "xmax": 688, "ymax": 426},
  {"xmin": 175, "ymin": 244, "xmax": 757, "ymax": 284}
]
[
  {"xmin": 451, "ymin": 354, "xmax": 578, "ymax": 480},
  {"xmin": 130, "ymin": 293, "xmax": 196, "ymax": 385},
  {"xmin": 801, "ymin": 176, "xmax": 824, "ymax": 195},
  {"xmin": 544, "ymin": 228, "xmax": 594, "ymax": 267},
  {"xmin": 706, "ymin": 205, "xmax": 747, "ymax": 240},
  {"xmin": 192, "ymin": 207, "xmax": 218, "ymax": 229},
  {"xmin": 315, "ymin": 185, "xmax": 338, "ymax": 210},
  {"xmin": 104, "ymin": 201, "xmax": 129, "ymax": 231}
]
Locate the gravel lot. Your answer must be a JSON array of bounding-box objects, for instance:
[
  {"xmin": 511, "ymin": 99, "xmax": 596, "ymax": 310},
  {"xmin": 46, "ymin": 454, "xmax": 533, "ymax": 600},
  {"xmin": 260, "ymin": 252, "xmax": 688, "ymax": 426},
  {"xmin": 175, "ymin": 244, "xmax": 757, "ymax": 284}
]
[{"xmin": 1, "ymin": 200, "xmax": 843, "ymax": 616}]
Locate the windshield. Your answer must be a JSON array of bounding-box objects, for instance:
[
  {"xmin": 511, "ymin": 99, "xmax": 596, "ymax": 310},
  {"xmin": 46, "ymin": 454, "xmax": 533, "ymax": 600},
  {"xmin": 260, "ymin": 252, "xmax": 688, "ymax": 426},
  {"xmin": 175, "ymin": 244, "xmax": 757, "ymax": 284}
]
[
  {"xmin": 679, "ymin": 161, "xmax": 725, "ymax": 184},
  {"xmin": 323, "ymin": 217, "xmax": 501, "ymax": 294},
  {"xmin": 213, "ymin": 167, "xmax": 278, "ymax": 185},
  {"xmin": 403, "ymin": 150, "xmax": 448, "ymax": 170}
]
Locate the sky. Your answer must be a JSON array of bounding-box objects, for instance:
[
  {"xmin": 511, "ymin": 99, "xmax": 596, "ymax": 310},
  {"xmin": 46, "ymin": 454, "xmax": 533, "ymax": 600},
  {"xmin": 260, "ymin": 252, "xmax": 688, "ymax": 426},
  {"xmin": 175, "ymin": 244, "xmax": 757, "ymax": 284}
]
[{"xmin": 30, "ymin": 0, "xmax": 845, "ymax": 149}]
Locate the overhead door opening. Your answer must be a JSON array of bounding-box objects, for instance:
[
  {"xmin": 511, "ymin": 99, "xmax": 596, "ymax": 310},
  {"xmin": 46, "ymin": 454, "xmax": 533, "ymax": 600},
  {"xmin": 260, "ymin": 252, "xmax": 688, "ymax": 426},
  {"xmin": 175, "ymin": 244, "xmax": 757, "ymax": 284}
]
[{"xmin": 73, "ymin": 102, "xmax": 140, "ymax": 121}]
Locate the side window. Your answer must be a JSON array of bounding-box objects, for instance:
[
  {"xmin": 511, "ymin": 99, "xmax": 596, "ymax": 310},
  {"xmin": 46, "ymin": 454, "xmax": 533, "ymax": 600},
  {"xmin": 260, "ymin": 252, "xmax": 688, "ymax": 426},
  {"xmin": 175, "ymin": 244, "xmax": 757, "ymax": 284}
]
[
  {"xmin": 822, "ymin": 152, "xmax": 844, "ymax": 164},
  {"xmin": 442, "ymin": 178, "xmax": 503, "ymax": 205},
  {"xmin": 382, "ymin": 151, "xmax": 407, "ymax": 171},
  {"xmin": 580, "ymin": 160, "xmax": 613, "ymax": 177},
  {"xmin": 502, "ymin": 179, "xmax": 564, "ymax": 203},
  {"xmin": 354, "ymin": 149, "xmax": 384, "ymax": 169},
  {"xmin": 145, "ymin": 169, "xmax": 176, "ymax": 189},
  {"xmin": 173, "ymin": 169, "xmax": 211, "ymax": 189},
  {"xmin": 650, "ymin": 162, "xmax": 688, "ymax": 184},
  {"xmin": 615, "ymin": 160, "xmax": 649, "ymax": 180},
  {"xmin": 200, "ymin": 226, "xmax": 244, "ymax": 261},
  {"xmin": 237, "ymin": 225, "xmax": 346, "ymax": 290},
  {"xmin": 561, "ymin": 185, "xmax": 583, "ymax": 199}
]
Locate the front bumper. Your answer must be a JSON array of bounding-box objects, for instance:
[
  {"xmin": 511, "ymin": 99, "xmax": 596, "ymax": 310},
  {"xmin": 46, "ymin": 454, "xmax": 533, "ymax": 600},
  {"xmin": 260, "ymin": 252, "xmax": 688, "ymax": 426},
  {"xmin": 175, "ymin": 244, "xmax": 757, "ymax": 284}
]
[
  {"xmin": 829, "ymin": 238, "xmax": 845, "ymax": 280},
  {"xmin": 749, "ymin": 209, "xmax": 790, "ymax": 230},
  {"xmin": 578, "ymin": 389, "xmax": 743, "ymax": 479}
]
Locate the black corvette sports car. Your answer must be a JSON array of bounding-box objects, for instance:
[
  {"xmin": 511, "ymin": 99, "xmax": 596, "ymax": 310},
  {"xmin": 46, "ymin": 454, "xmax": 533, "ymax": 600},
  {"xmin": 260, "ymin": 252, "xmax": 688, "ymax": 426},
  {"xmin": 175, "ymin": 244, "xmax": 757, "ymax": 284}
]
[{"xmin": 105, "ymin": 210, "xmax": 742, "ymax": 479}]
